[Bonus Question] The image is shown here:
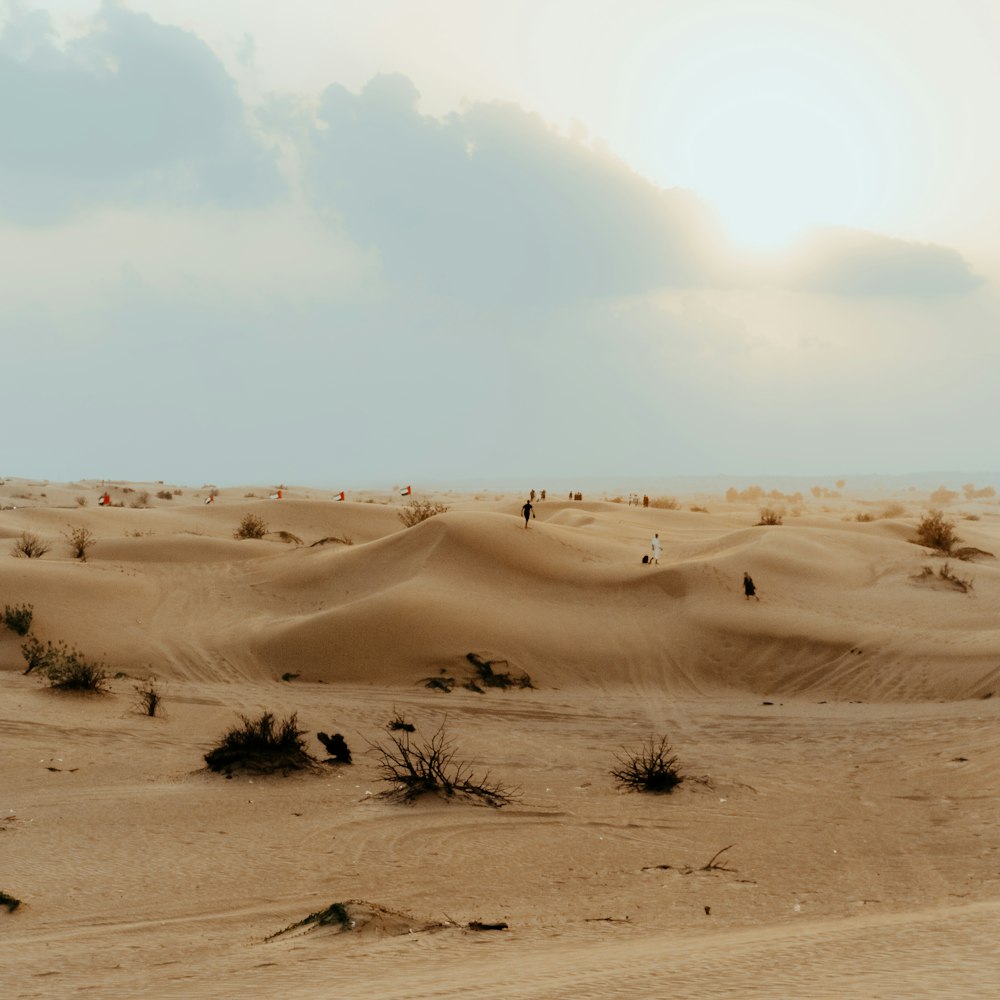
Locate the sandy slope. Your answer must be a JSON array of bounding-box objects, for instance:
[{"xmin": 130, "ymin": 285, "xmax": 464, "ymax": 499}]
[{"xmin": 2, "ymin": 479, "xmax": 999, "ymax": 997}]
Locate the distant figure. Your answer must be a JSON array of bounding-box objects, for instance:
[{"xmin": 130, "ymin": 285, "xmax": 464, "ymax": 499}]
[
  {"xmin": 650, "ymin": 532, "xmax": 661, "ymax": 564},
  {"xmin": 99, "ymin": 491, "xmax": 110, "ymax": 507},
  {"xmin": 643, "ymin": 495, "xmax": 649, "ymax": 508},
  {"xmin": 521, "ymin": 499, "xmax": 535, "ymax": 528},
  {"xmin": 743, "ymin": 572, "xmax": 759, "ymax": 601},
  {"xmin": 204, "ymin": 494, "xmax": 215, "ymax": 505}
]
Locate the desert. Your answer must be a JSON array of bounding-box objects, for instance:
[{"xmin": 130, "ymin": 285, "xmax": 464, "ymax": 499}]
[{"xmin": 2, "ymin": 476, "xmax": 999, "ymax": 999}]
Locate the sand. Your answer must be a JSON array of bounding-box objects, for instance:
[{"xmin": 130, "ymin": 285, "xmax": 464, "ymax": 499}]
[{"xmin": 2, "ymin": 478, "xmax": 999, "ymax": 998}]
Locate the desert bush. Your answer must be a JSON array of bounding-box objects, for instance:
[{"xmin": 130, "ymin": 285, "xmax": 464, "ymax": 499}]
[
  {"xmin": 275, "ymin": 530, "xmax": 303, "ymax": 544},
  {"xmin": 690, "ymin": 505, "xmax": 709, "ymax": 513},
  {"xmin": 129, "ymin": 490, "xmax": 151, "ymax": 509},
  {"xmin": 310, "ymin": 535, "xmax": 353, "ymax": 547},
  {"xmin": 204, "ymin": 712, "xmax": 318, "ymax": 774},
  {"xmin": 134, "ymin": 677, "xmax": 163, "ymax": 717},
  {"xmin": 63, "ymin": 525, "xmax": 96, "ymax": 560},
  {"xmin": 155, "ymin": 490, "xmax": 173, "ymax": 500},
  {"xmin": 854, "ymin": 511, "xmax": 875, "ymax": 522},
  {"xmin": 756, "ymin": 507, "xmax": 784, "ymax": 526},
  {"xmin": 465, "ymin": 652, "xmax": 533, "ymax": 691},
  {"xmin": 23, "ymin": 639, "xmax": 109, "ymax": 691},
  {"xmin": 0, "ymin": 890, "xmax": 21, "ymax": 913},
  {"xmin": 611, "ymin": 735, "xmax": 683, "ymax": 794},
  {"xmin": 915, "ymin": 562, "xmax": 974, "ymax": 593},
  {"xmin": 881, "ymin": 503, "xmax": 906, "ymax": 519},
  {"xmin": 10, "ymin": 532, "xmax": 50, "ymax": 559},
  {"xmin": 397, "ymin": 499, "xmax": 449, "ymax": 527},
  {"xmin": 2, "ymin": 603, "xmax": 33, "ymax": 636},
  {"xmin": 371, "ymin": 722, "xmax": 516, "ymax": 807},
  {"xmin": 234, "ymin": 513, "xmax": 268, "ymax": 540},
  {"xmin": 649, "ymin": 496, "xmax": 680, "ymax": 510},
  {"xmin": 75, "ymin": 495, "xmax": 87, "ymax": 507},
  {"xmin": 914, "ymin": 509, "xmax": 960, "ymax": 553}
]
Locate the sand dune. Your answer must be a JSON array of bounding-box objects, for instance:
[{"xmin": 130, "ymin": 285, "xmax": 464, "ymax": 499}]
[{"xmin": 2, "ymin": 478, "xmax": 999, "ymax": 997}]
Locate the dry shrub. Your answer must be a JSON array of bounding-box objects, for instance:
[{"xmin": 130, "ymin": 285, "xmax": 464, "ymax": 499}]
[
  {"xmin": 881, "ymin": 503, "xmax": 906, "ymax": 519},
  {"xmin": 204, "ymin": 712, "xmax": 318, "ymax": 774},
  {"xmin": 0, "ymin": 890, "xmax": 21, "ymax": 913},
  {"xmin": 398, "ymin": 499, "xmax": 449, "ymax": 527},
  {"xmin": 63, "ymin": 525, "xmax": 96, "ymax": 560},
  {"xmin": 234, "ymin": 513, "xmax": 268, "ymax": 539},
  {"xmin": 22, "ymin": 638, "xmax": 109, "ymax": 691},
  {"xmin": 756, "ymin": 507, "xmax": 784, "ymax": 526},
  {"xmin": 913, "ymin": 509, "xmax": 960, "ymax": 553},
  {"xmin": 134, "ymin": 677, "xmax": 163, "ymax": 717},
  {"xmin": 10, "ymin": 532, "xmax": 50, "ymax": 559},
  {"xmin": 74, "ymin": 496, "xmax": 87, "ymax": 507},
  {"xmin": 915, "ymin": 563, "xmax": 973, "ymax": 593},
  {"xmin": 371, "ymin": 721, "xmax": 517, "ymax": 807},
  {"xmin": 611, "ymin": 735, "xmax": 683, "ymax": 794},
  {"xmin": 649, "ymin": 496, "xmax": 680, "ymax": 510},
  {"xmin": 2, "ymin": 603, "xmax": 33, "ymax": 636}
]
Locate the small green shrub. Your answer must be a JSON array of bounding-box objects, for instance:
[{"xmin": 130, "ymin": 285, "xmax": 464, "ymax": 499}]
[
  {"xmin": 234, "ymin": 514, "xmax": 268, "ymax": 540},
  {"xmin": 204, "ymin": 712, "xmax": 318, "ymax": 774},
  {"xmin": 2, "ymin": 603, "xmax": 33, "ymax": 636},
  {"xmin": 914, "ymin": 509, "xmax": 960, "ymax": 553},
  {"xmin": 10, "ymin": 532, "xmax": 50, "ymax": 559},
  {"xmin": 398, "ymin": 499, "xmax": 449, "ymax": 528},
  {"xmin": 611, "ymin": 736, "xmax": 683, "ymax": 794}
]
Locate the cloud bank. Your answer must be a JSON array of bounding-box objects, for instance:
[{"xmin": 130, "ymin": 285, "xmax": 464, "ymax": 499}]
[{"xmin": 1, "ymin": 4, "xmax": 995, "ymax": 484}]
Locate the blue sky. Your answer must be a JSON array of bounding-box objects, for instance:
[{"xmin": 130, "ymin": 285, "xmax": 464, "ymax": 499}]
[{"xmin": 3, "ymin": 1, "xmax": 998, "ymax": 486}]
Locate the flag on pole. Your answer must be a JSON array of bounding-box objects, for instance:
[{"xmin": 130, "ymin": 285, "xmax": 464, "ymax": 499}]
[
  {"xmin": 335, "ymin": 491, "xmax": 345, "ymax": 501},
  {"xmin": 401, "ymin": 485, "xmax": 412, "ymax": 496}
]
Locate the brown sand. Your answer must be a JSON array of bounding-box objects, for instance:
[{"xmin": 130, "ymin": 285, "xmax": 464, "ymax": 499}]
[{"xmin": 2, "ymin": 479, "xmax": 999, "ymax": 997}]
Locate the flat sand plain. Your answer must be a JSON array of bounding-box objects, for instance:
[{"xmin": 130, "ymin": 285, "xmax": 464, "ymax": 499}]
[{"xmin": 2, "ymin": 479, "xmax": 999, "ymax": 998}]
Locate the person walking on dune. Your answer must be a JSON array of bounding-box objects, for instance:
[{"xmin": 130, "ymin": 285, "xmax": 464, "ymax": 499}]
[
  {"xmin": 521, "ymin": 499, "xmax": 535, "ymax": 528},
  {"xmin": 650, "ymin": 532, "xmax": 661, "ymax": 565},
  {"xmin": 743, "ymin": 572, "xmax": 759, "ymax": 601}
]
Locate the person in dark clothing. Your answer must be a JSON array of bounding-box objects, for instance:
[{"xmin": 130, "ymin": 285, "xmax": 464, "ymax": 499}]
[
  {"xmin": 521, "ymin": 499, "xmax": 535, "ymax": 528},
  {"xmin": 743, "ymin": 572, "xmax": 759, "ymax": 601}
]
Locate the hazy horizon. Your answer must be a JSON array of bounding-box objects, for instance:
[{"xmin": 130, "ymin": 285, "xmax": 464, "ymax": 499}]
[{"xmin": 4, "ymin": 1, "xmax": 999, "ymax": 485}]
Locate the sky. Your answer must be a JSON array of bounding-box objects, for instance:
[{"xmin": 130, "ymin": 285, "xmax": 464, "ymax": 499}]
[{"xmin": 3, "ymin": 0, "xmax": 999, "ymax": 487}]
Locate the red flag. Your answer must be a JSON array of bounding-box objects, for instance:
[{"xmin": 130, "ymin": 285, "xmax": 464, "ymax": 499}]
[
  {"xmin": 401, "ymin": 485, "xmax": 411, "ymax": 496},
  {"xmin": 336, "ymin": 491, "xmax": 345, "ymax": 501}
]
